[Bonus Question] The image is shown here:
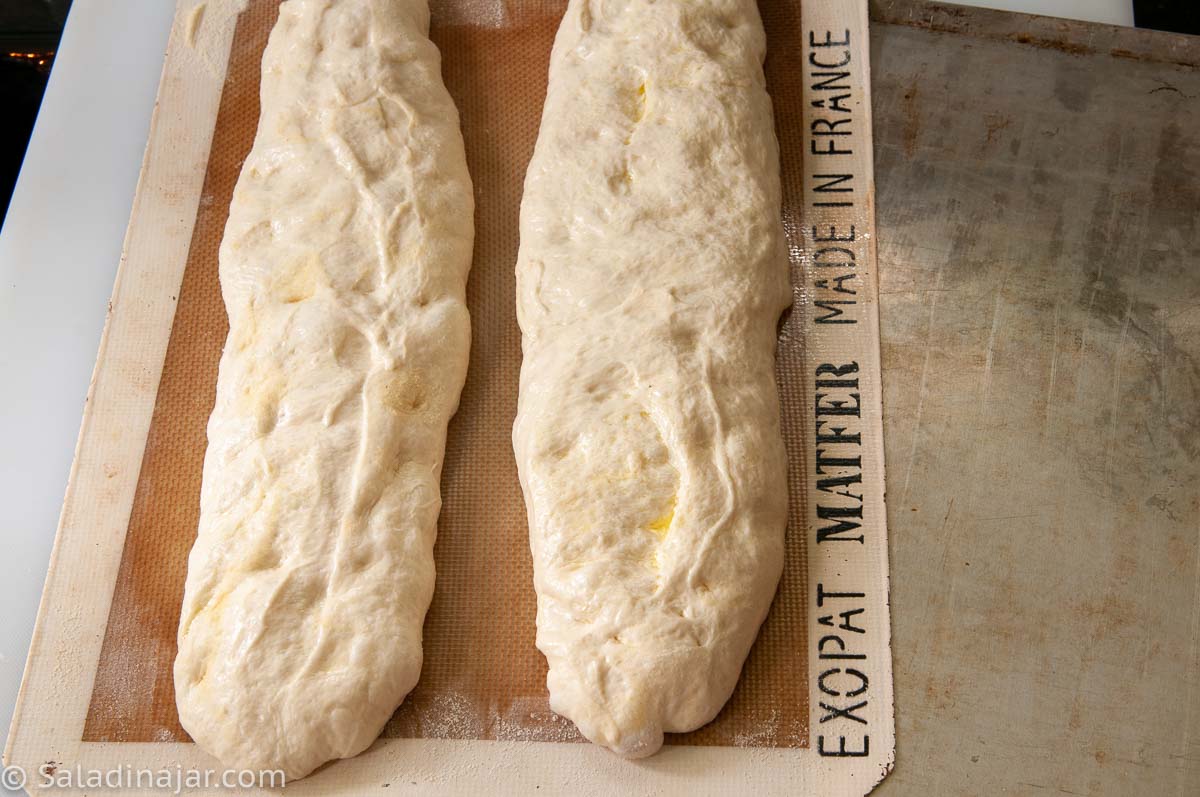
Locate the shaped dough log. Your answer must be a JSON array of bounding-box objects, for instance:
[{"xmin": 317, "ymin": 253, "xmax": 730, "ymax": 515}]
[
  {"xmin": 514, "ymin": 0, "xmax": 790, "ymax": 758},
  {"xmin": 174, "ymin": 0, "xmax": 472, "ymax": 779}
]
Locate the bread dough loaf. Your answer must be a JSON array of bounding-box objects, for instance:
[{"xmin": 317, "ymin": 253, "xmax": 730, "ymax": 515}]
[
  {"xmin": 174, "ymin": 0, "xmax": 472, "ymax": 779},
  {"xmin": 513, "ymin": 0, "xmax": 790, "ymax": 758}
]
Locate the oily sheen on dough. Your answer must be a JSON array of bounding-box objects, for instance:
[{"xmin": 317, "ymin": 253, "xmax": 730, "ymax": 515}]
[
  {"xmin": 513, "ymin": 0, "xmax": 791, "ymax": 758},
  {"xmin": 173, "ymin": 0, "xmax": 472, "ymax": 779}
]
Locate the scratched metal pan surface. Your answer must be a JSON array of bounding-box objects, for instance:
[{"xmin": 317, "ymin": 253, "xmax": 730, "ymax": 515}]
[{"xmin": 867, "ymin": 2, "xmax": 1200, "ymax": 794}]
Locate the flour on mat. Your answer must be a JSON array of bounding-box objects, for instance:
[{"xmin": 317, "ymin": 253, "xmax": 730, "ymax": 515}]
[
  {"xmin": 431, "ymin": 0, "xmax": 509, "ymax": 29},
  {"xmin": 733, "ymin": 709, "xmax": 780, "ymax": 747}
]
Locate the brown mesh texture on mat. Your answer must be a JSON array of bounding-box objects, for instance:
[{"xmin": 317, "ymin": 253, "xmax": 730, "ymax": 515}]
[{"xmin": 83, "ymin": 0, "xmax": 811, "ymax": 749}]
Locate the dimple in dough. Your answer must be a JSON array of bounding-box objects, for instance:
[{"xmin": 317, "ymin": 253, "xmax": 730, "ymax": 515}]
[
  {"xmin": 173, "ymin": 0, "xmax": 472, "ymax": 780},
  {"xmin": 513, "ymin": 0, "xmax": 791, "ymax": 758}
]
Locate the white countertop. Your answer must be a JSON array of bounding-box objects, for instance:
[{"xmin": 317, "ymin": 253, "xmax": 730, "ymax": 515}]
[
  {"xmin": 957, "ymin": 0, "xmax": 1131, "ymax": 26},
  {"xmin": 0, "ymin": 0, "xmax": 1136, "ymax": 755},
  {"xmin": 0, "ymin": 0, "xmax": 176, "ymax": 750}
]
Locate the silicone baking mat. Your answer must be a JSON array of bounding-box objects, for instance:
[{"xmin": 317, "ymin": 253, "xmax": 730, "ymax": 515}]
[
  {"xmin": 7, "ymin": 1, "xmax": 893, "ymax": 793},
  {"xmin": 82, "ymin": 0, "xmax": 810, "ymax": 749}
]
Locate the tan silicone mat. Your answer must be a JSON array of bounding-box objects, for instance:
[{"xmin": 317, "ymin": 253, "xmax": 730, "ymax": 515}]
[{"xmin": 82, "ymin": 0, "xmax": 811, "ymax": 749}]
